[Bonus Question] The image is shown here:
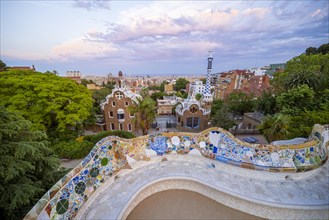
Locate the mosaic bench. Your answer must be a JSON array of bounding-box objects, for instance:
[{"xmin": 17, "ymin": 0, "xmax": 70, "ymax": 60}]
[{"xmin": 25, "ymin": 124, "xmax": 328, "ymax": 219}]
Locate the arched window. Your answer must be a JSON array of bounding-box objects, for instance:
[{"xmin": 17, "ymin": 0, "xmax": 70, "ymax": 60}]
[
  {"xmin": 117, "ymin": 109, "xmax": 125, "ymax": 120},
  {"xmin": 189, "ymin": 105, "xmax": 198, "ymax": 113}
]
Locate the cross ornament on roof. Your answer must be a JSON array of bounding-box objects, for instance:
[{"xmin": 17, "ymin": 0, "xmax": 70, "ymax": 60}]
[{"xmin": 116, "ymin": 92, "xmax": 124, "ymax": 100}]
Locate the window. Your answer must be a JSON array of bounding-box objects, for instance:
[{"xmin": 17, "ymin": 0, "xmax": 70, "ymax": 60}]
[
  {"xmin": 112, "ymin": 101, "xmax": 116, "ymax": 107},
  {"xmin": 181, "ymin": 121, "xmax": 184, "ymax": 127},
  {"xmin": 111, "ymin": 123, "xmax": 115, "ymax": 130},
  {"xmin": 190, "ymin": 105, "xmax": 198, "ymax": 113},
  {"xmin": 119, "ymin": 124, "xmax": 123, "ymax": 130},
  {"xmin": 115, "ymin": 92, "xmax": 124, "ymax": 100},
  {"xmin": 117, "ymin": 109, "xmax": 124, "ymax": 120},
  {"xmin": 125, "ymin": 101, "xmax": 129, "ymax": 106},
  {"xmin": 130, "ymin": 112, "xmax": 134, "ymax": 117},
  {"xmin": 178, "ymin": 117, "xmax": 180, "ymax": 123},
  {"xmin": 109, "ymin": 111, "xmax": 113, "ymax": 117},
  {"xmin": 128, "ymin": 124, "xmax": 132, "ymax": 131},
  {"xmin": 186, "ymin": 117, "xmax": 199, "ymax": 129}
]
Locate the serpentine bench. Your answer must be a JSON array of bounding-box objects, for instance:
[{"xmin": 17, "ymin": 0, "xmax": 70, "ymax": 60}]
[{"xmin": 25, "ymin": 124, "xmax": 329, "ymax": 219}]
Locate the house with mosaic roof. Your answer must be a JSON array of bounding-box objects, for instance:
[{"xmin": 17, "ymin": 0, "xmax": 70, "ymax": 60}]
[
  {"xmin": 101, "ymin": 80, "xmax": 141, "ymax": 132},
  {"xmin": 175, "ymin": 50, "xmax": 214, "ymax": 131}
]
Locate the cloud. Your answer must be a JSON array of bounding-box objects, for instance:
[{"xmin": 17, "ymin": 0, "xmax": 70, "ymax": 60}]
[
  {"xmin": 73, "ymin": 0, "xmax": 111, "ymax": 11},
  {"xmin": 49, "ymin": 1, "xmax": 328, "ymax": 72},
  {"xmin": 52, "ymin": 37, "xmax": 118, "ymax": 60}
]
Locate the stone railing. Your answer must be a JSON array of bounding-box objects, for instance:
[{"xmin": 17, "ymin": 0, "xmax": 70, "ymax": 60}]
[{"xmin": 25, "ymin": 125, "xmax": 328, "ymax": 219}]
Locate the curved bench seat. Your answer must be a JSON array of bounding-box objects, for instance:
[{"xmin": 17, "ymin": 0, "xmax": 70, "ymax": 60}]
[{"xmin": 24, "ymin": 125, "xmax": 329, "ymax": 220}]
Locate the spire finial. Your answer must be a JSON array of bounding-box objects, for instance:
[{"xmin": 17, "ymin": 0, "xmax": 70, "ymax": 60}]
[{"xmin": 208, "ymin": 49, "xmax": 213, "ymax": 58}]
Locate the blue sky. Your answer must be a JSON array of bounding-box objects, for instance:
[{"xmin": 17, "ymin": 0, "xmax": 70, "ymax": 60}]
[{"xmin": 1, "ymin": 0, "xmax": 328, "ymax": 76}]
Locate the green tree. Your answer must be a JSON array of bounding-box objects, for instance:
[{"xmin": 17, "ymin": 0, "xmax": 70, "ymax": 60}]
[
  {"xmin": 148, "ymin": 85, "xmax": 161, "ymax": 91},
  {"xmin": 277, "ymin": 53, "xmax": 329, "ymax": 91},
  {"xmin": 316, "ymin": 43, "xmax": 329, "ymax": 55},
  {"xmin": 226, "ymin": 92, "xmax": 255, "ymax": 117},
  {"xmin": 255, "ymin": 90, "xmax": 278, "ymax": 115},
  {"xmin": 160, "ymin": 81, "xmax": 169, "ymax": 92},
  {"xmin": 174, "ymin": 78, "xmax": 189, "ymax": 91},
  {"xmin": 276, "ymin": 85, "xmax": 315, "ymax": 116},
  {"xmin": 287, "ymin": 108, "xmax": 329, "ymax": 138},
  {"xmin": 175, "ymin": 90, "xmax": 188, "ymax": 99},
  {"xmin": 81, "ymin": 79, "xmax": 95, "ymax": 87},
  {"xmin": 150, "ymin": 91, "xmax": 165, "ymax": 101},
  {"xmin": 92, "ymin": 87, "xmax": 112, "ymax": 114},
  {"xmin": 258, "ymin": 114, "xmax": 290, "ymax": 143},
  {"xmin": 0, "ymin": 60, "xmax": 7, "ymax": 72},
  {"xmin": 0, "ymin": 70, "xmax": 93, "ymax": 136},
  {"xmin": 211, "ymin": 104, "xmax": 235, "ymax": 130},
  {"xmin": 195, "ymin": 93, "xmax": 202, "ymax": 101},
  {"xmin": 211, "ymin": 99, "xmax": 224, "ymax": 117},
  {"xmin": 128, "ymin": 97, "xmax": 157, "ymax": 135},
  {"xmin": 0, "ymin": 106, "xmax": 62, "ymax": 219},
  {"xmin": 305, "ymin": 47, "xmax": 317, "ymax": 55}
]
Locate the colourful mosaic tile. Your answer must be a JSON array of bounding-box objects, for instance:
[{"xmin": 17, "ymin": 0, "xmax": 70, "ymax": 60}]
[{"xmin": 24, "ymin": 125, "xmax": 328, "ymax": 220}]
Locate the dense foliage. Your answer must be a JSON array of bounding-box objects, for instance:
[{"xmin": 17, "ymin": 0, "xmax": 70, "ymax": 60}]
[
  {"xmin": 128, "ymin": 96, "xmax": 157, "ymax": 135},
  {"xmin": 258, "ymin": 44, "xmax": 329, "ymax": 142},
  {"xmin": 0, "ymin": 106, "xmax": 65, "ymax": 219},
  {"xmin": 0, "ymin": 70, "xmax": 93, "ymax": 137},
  {"xmin": 174, "ymin": 78, "xmax": 189, "ymax": 91},
  {"xmin": 211, "ymin": 104, "xmax": 235, "ymax": 130},
  {"xmin": 0, "ymin": 60, "xmax": 6, "ymax": 72},
  {"xmin": 51, "ymin": 130, "xmax": 135, "ymax": 159},
  {"xmin": 226, "ymin": 92, "xmax": 255, "ymax": 117}
]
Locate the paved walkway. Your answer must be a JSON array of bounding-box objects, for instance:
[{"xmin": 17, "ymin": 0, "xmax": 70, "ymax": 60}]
[{"xmin": 78, "ymin": 154, "xmax": 329, "ymax": 219}]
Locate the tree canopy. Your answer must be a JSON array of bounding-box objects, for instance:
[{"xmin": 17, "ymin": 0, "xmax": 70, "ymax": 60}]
[
  {"xmin": 211, "ymin": 104, "xmax": 235, "ymax": 130},
  {"xmin": 128, "ymin": 96, "xmax": 156, "ymax": 135},
  {"xmin": 0, "ymin": 70, "xmax": 93, "ymax": 136},
  {"xmin": 0, "ymin": 60, "xmax": 6, "ymax": 72},
  {"xmin": 258, "ymin": 114, "xmax": 290, "ymax": 143},
  {"xmin": 0, "ymin": 106, "xmax": 62, "ymax": 219},
  {"xmin": 174, "ymin": 78, "xmax": 189, "ymax": 91},
  {"xmin": 259, "ymin": 45, "xmax": 329, "ymax": 139},
  {"xmin": 195, "ymin": 93, "xmax": 202, "ymax": 101},
  {"xmin": 226, "ymin": 92, "xmax": 255, "ymax": 117},
  {"xmin": 272, "ymin": 52, "xmax": 329, "ymax": 92}
]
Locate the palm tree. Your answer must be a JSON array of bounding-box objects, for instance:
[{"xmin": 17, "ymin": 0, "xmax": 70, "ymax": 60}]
[
  {"xmin": 258, "ymin": 114, "xmax": 290, "ymax": 143},
  {"xmin": 284, "ymin": 69, "xmax": 320, "ymax": 90},
  {"xmin": 128, "ymin": 96, "xmax": 156, "ymax": 135}
]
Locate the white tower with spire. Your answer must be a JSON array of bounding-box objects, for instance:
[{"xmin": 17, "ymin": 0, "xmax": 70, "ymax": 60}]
[{"xmin": 202, "ymin": 49, "xmax": 214, "ymax": 102}]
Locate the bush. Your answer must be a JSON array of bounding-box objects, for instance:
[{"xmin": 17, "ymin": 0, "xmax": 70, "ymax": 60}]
[
  {"xmin": 84, "ymin": 130, "xmax": 136, "ymax": 144},
  {"xmin": 51, "ymin": 140, "xmax": 94, "ymax": 159},
  {"xmin": 51, "ymin": 130, "xmax": 136, "ymax": 159}
]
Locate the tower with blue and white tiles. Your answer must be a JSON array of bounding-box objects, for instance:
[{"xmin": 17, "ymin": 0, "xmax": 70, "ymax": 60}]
[{"xmin": 202, "ymin": 49, "xmax": 214, "ymax": 103}]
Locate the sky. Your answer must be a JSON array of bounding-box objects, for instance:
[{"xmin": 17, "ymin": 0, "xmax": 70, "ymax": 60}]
[{"xmin": 1, "ymin": 0, "xmax": 328, "ymax": 76}]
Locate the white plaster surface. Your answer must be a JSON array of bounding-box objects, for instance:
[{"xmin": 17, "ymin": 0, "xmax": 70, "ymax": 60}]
[{"xmin": 77, "ymin": 154, "xmax": 329, "ymax": 220}]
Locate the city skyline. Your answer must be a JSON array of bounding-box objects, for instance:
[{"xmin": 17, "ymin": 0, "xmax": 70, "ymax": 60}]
[{"xmin": 1, "ymin": 0, "xmax": 328, "ymax": 76}]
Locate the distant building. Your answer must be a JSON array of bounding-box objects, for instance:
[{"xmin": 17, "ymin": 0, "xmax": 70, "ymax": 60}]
[
  {"xmin": 265, "ymin": 63, "xmax": 286, "ymax": 76},
  {"xmin": 66, "ymin": 71, "xmax": 81, "ymax": 84},
  {"xmin": 157, "ymin": 96, "xmax": 181, "ymax": 115},
  {"xmin": 8, "ymin": 65, "xmax": 36, "ymax": 71},
  {"xmin": 101, "ymin": 81, "xmax": 141, "ymax": 132},
  {"xmin": 240, "ymin": 112, "xmax": 264, "ymax": 129},
  {"xmin": 164, "ymin": 84, "xmax": 175, "ymax": 94},
  {"xmin": 188, "ymin": 80, "xmax": 205, "ymax": 96},
  {"xmin": 213, "ymin": 69, "xmax": 271, "ymax": 99},
  {"xmin": 86, "ymin": 83, "xmax": 101, "ymax": 90}
]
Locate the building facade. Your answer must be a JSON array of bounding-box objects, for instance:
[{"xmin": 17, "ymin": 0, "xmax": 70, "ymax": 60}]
[
  {"xmin": 101, "ymin": 83, "xmax": 141, "ymax": 132},
  {"xmin": 175, "ymin": 50, "xmax": 213, "ymax": 131},
  {"xmin": 157, "ymin": 96, "xmax": 181, "ymax": 115}
]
